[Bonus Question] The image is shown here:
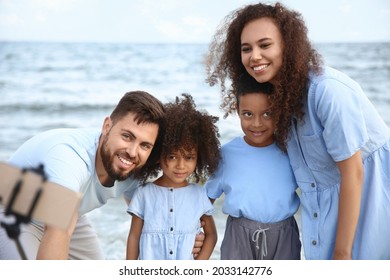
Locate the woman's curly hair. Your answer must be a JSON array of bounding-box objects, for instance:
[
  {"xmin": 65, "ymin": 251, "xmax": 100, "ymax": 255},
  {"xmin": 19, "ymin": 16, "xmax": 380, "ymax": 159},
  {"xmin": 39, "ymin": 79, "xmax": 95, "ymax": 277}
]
[
  {"xmin": 205, "ymin": 2, "xmax": 322, "ymax": 151},
  {"xmin": 135, "ymin": 93, "xmax": 221, "ymax": 184}
]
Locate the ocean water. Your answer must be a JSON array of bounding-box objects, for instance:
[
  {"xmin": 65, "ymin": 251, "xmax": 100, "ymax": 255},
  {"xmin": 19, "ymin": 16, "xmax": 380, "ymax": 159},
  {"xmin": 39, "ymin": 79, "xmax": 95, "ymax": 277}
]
[{"xmin": 0, "ymin": 41, "xmax": 389, "ymax": 259}]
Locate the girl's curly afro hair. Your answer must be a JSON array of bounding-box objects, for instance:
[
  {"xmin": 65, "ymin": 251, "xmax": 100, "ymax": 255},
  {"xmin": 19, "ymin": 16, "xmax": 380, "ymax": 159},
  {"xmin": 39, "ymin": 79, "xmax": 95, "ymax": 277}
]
[{"xmin": 135, "ymin": 93, "xmax": 221, "ymax": 184}]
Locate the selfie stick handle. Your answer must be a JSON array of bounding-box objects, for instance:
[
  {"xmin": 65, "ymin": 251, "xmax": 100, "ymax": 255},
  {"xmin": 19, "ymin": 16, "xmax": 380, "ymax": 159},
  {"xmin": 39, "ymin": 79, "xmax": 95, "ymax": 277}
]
[{"xmin": 0, "ymin": 164, "xmax": 45, "ymax": 260}]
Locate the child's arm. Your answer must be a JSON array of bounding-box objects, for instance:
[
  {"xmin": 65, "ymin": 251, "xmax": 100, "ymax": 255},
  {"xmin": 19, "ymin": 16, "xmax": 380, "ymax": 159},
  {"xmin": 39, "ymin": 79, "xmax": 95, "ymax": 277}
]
[
  {"xmin": 193, "ymin": 197, "xmax": 217, "ymax": 258},
  {"xmin": 194, "ymin": 214, "xmax": 217, "ymax": 260},
  {"xmin": 126, "ymin": 214, "xmax": 144, "ymax": 260}
]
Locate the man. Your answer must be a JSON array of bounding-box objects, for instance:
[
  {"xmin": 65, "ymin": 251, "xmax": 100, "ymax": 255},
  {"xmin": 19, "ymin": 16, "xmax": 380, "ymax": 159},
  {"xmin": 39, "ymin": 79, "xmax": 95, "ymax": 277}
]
[{"xmin": 0, "ymin": 90, "xmax": 165, "ymax": 259}]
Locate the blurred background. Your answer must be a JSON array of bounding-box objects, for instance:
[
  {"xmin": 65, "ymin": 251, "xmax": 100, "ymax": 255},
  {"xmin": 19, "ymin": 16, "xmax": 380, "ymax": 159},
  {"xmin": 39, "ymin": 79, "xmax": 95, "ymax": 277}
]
[{"xmin": 0, "ymin": 0, "xmax": 389, "ymax": 259}]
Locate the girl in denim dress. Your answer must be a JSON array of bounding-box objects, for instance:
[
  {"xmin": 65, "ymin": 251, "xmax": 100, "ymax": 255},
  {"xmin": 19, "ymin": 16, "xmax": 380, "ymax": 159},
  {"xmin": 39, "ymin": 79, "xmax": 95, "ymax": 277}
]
[{"xmin": 126, "ymin": 94, "xmax": 221, "ymax": 260}]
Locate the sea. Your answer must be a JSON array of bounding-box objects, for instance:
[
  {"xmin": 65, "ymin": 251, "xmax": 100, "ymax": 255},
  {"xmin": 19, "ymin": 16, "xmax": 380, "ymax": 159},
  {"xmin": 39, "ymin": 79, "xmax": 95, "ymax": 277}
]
[{"xmin": 0, "ymin": 41, "xmax": 389, "ymax": 260}]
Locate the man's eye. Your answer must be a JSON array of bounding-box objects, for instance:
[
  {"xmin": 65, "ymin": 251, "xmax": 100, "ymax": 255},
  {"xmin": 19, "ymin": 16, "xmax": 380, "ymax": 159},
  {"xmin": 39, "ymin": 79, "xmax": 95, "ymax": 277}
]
[{"xmin": 141, "ymin": 144, "xmax": 152, "ymax": 151}]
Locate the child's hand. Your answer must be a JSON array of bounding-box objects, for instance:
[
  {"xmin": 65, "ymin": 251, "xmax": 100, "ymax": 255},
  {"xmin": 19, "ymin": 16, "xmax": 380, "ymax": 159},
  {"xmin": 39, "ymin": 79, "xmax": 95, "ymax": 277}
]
[{"xmin": 193, "ymin": 231, "xmax": 205, "ymax": 258}]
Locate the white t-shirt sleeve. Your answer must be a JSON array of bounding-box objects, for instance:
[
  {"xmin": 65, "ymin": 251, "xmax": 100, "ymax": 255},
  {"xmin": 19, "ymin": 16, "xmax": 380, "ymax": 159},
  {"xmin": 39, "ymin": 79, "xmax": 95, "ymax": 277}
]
[{"xmin": 41, "ymin": 144, "xmax": 90, "ymax": 193}]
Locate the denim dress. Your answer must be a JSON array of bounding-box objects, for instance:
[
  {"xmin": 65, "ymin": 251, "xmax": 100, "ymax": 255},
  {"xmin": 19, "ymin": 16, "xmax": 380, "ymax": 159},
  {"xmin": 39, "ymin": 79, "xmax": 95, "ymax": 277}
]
[
  {"xmin": 128, "ymin": 182, "xmax": 214, "ymax": 260},
  {"xmin": 287, "ymin": 66, "xmax": 390, "ymax": 259}
]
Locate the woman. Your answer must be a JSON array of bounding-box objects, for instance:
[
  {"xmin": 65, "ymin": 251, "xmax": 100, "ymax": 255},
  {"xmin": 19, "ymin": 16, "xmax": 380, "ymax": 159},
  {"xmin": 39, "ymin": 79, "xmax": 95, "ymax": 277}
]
[{"xmin": 205, "ymin": 2, "xmax": 390, "ymax": 260}]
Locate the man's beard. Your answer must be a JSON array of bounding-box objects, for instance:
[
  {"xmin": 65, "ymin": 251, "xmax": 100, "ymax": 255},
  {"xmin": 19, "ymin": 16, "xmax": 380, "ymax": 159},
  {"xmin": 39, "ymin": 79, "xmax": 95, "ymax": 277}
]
[{"xmin": 100, "ymin": 137, "xmax": 134, "ymax": 182}]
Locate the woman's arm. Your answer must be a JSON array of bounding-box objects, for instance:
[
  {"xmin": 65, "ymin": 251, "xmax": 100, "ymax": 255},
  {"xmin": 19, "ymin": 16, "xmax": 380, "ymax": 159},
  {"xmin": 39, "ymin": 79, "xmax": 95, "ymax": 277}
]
[
  {"xmin": 334, "ymin": 150, "xmax": 363, "ymax": 259},
  {"xmin": 126, "ymin": 215, "xmax": 144, "ymax": 260},
  {"xmin": 194, "ymin": 215, "xmax": 217, "ymax": 260}
]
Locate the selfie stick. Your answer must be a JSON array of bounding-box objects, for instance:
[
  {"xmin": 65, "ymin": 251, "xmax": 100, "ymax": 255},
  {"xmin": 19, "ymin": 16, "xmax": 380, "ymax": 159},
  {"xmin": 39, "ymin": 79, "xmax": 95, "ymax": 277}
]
[{"xmin": 0, "ymin": 164, "xmax": 45, "ymax": 260}]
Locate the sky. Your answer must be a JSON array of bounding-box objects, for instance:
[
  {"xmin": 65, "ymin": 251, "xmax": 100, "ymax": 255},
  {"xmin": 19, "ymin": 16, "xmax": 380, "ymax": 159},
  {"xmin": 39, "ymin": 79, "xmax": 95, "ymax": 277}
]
[{"xmin": 0, "ymin": 0, "xmax": 389, "ymax": 44}]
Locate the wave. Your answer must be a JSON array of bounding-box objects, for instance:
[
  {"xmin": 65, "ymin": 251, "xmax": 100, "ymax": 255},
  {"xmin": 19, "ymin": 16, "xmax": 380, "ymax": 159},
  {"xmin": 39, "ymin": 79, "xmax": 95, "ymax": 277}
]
[{"xmin": 0, "ymin": 103, "xmax": 115, "ymax": 114}]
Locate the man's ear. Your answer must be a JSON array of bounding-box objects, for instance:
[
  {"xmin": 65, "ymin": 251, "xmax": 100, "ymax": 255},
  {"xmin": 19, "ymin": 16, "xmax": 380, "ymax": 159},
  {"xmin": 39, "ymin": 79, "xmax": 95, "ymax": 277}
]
[{"xmin": 102, "ymin": 117, "xmax": 112, "ymax": 135}]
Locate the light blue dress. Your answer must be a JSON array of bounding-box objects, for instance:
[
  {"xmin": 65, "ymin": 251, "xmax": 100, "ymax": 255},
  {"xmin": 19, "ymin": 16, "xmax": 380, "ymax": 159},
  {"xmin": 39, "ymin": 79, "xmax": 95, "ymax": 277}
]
[
  {"xmin": 127, "ymin": 182, "xmax": 214, "ymax": 260},
  {"xmin": 287, "ymin": 66, "xmax": 390, "ymax": 259}
]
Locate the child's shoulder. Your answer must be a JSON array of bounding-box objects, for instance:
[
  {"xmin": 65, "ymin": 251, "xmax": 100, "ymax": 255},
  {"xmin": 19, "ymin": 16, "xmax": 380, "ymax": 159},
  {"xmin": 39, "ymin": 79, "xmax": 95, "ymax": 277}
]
[
  {"xmin": 187, "ymin": 183, "xmax": 209, "ymax": 198},
  {"xmin": 187, "ymin": 183, "xmax": 207, "ymax": 193},
  {"xmin": 141, "ymin": 181, "xmax": 154, "ymax": 187},
  {"xmin": 222, "ymin": 136, "xmax": 242, "ymax": 148},
  {"xmin": 135, "ymin": 181, "xmax": 155, "ymax": 192},
  {"xmin": 187, "ymin": 182, "xmax": 202, "ymax": 189}
]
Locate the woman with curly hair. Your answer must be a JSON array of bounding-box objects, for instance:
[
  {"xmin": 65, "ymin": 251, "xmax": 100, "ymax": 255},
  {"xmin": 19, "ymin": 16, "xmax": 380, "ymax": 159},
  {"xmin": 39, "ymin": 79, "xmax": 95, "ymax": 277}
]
[
  {"xmin": 205, "ymin": 2, "xmax": 390, "ymax": 260},
  {"xmin": 126, "ymin": 94, "xmax": 221, "ymax": 260}
]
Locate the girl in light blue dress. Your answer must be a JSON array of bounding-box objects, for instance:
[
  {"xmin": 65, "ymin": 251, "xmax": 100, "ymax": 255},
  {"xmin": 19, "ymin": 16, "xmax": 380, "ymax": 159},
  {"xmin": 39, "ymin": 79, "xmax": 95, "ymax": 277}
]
[
  {"xmin": 126, "ymin": 94, "xmax": 221, "ymax": 260},
  {"xmin": 205, "ymin": 2, "xmax": 390, "ymax": 259}
]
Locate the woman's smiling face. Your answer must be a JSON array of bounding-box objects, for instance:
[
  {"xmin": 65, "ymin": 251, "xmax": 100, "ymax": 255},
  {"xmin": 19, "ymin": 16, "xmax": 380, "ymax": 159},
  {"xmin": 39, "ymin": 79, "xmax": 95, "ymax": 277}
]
[{"xmin": 240, "ymin": 17, "xmax": 284, "ymax": 86}]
